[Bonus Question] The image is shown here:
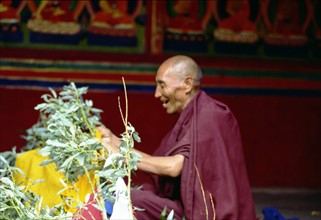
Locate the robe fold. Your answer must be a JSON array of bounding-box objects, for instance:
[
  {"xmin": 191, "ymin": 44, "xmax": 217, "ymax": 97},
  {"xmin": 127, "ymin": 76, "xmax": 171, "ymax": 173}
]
[{"xmin": 132, "ymin": 90, "xmax": 256, "ymax": 220}]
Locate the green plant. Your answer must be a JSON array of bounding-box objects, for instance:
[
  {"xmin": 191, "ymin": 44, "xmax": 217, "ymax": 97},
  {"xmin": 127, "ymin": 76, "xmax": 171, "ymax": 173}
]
[
  {"xmin": 96, "ymin": 78, "xmax": 142, "ymax": 217},
  {"xmin": 36, "ymin": 83, "xmax": 104, "ymax": 183},
  {"xmin": 35, "ymin": 81, "xmax": 141, "ymax": 219},
  {"xmin": 20, "ymin": 113, "xmax": 52, "ymax": 152},
  {"xmin": 0, "ymin": 81, "xmax": 142, "ymax": 219},
  {"xmin": 0, "ymin": 147, "xmax": 17, "ymax": 168},
  {"xmin": 0, "ymin": 155, "xmax": 70, "ymax": 219},
  {"xmin": 160, "ymin": 207, "xmax": 175, "ymax": 220}
]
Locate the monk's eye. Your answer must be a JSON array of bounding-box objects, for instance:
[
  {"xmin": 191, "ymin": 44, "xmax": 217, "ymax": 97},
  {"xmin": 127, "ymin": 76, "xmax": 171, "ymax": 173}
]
[{"xmin": 158, "ymin": 83, "xmax": 165, "ymax": 89}]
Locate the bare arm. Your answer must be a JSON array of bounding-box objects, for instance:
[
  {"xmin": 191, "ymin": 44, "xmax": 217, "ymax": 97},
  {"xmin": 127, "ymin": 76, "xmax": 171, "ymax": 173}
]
[
  {"xmin": 134, "ymin": 150, "xmax": 184, "ymax": 178},
  {"xmin": 97, "ymin": 126, "xmax": 184, "ymax": 178}
]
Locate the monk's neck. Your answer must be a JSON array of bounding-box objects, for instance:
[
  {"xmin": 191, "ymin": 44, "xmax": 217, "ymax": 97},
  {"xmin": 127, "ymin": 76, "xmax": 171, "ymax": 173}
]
[{"xmin": 181, "ymin": 89, "xmax": 200, "ymax": 113}]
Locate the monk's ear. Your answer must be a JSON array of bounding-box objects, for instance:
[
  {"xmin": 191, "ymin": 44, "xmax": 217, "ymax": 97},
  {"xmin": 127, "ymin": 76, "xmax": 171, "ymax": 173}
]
[{"xmin": 184, "ymin": 76, "xmax": 193, "ymax": 93}]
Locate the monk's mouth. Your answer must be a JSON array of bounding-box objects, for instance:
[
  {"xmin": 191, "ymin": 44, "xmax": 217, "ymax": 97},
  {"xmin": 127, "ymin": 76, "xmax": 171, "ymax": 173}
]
[{"xmin": 162, "ymin": 100, "xmax": 169, "ymax": 108}]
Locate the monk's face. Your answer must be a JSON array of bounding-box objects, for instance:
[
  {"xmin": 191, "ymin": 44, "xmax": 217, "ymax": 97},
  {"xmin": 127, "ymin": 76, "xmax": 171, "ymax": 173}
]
[{"xmin": 155, "ymin": 64, "xmax": 189, "ymax": 114}]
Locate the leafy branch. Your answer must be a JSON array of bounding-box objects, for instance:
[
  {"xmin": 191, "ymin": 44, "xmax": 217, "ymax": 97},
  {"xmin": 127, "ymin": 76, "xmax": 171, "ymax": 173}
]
[
  {"xmin": 96, "ymin": 78, "xmax": 141, "ymax": 219},
  {"xmin": 0, "ymin": 155, "xmax": 70, "ymax": 219},
  {"xmin": 32, "ymin": 81, "xmax": 141, "ymax": 219},
  {"xmin": 36, "ymin": 83, "xmax": 104, "ymax": 183},
  {"xmin": 1, "ymin": 81, "xmax": 142, "ymax": 219}
]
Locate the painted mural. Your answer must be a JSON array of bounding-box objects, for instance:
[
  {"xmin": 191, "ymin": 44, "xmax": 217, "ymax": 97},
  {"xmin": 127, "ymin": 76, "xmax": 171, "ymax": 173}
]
[
  {"xmin": 0, "ymin": 0, "xmax": 320, "ymax": 58},
  {"xmin": 1, "ymin": 0, "xmax": 320, "ymax": 95},
  {"xmin": 0, "ymin": 0, "xmax": 146, "ymax": 53}
]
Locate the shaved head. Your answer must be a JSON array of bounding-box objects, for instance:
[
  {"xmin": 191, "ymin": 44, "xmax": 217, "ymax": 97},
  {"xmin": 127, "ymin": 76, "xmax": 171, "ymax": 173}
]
[
  {"xmin": 159, "ymin": 55, "xmax": 203, "ymax": 87},
  {"xmin": 155, "ymin": 55, "xmax": 203, "ymax": 114}
]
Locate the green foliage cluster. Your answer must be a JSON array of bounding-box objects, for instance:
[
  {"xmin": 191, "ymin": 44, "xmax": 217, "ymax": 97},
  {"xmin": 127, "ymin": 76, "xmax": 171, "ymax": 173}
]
[
  {"xmin": 36, "ymin": 83, "xmax": 104, "ymax": 183},
  {"xmin": 21, "ymin": 113, "xmax": 52, "ymax": 152},
  {"xmin": 96, "ymin": 124, "xmax": 142, "ymax": 200},
  {"xmin": 0, "ymin": 82, "xmax": 142, "ymax": 219},
  {"xmin": 0, "ymin": 155, "xmax": 69, "ymax": 219}
]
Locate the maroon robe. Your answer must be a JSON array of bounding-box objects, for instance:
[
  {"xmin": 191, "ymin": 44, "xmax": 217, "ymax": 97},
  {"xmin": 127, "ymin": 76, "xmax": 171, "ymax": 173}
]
[{"xmin": 132, "ymin": 90, "xmax": 256, "ymax": 220}]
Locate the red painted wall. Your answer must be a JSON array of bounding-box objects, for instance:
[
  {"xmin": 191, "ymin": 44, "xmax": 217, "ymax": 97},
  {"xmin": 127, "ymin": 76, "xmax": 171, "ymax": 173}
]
[{"xmin": 1, "ymin": 87, "xmax": 320, "ymax": 188}]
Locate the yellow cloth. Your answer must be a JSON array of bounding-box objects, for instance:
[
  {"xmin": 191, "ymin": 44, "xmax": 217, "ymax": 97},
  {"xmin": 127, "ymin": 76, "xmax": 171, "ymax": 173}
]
[{"xmin": 14, "ymin": 149, "xmax": 97, "ymax": 213}]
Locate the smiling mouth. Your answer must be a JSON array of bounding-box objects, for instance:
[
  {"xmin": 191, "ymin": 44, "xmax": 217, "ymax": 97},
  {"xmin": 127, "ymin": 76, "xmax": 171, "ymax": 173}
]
[{"xmin": 162, "ymin": 100, "xmax": 169, "ymax": 108}]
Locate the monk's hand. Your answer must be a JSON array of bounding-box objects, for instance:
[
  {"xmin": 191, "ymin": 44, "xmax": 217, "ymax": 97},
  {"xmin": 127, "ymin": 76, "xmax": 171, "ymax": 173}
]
[{"xmin": 96, "ymin": 125, "xmax": 121, "ymax": 153}]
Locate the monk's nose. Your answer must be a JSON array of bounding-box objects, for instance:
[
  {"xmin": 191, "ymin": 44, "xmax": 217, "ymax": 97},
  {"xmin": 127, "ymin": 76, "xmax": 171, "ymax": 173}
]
[{"xmin": 154, "ymin": 86, "xmax": 161, "ymax": 98}]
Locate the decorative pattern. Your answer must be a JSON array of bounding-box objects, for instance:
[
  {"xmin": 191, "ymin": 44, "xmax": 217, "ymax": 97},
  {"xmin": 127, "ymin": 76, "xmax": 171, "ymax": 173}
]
[{"xmin": 1, "ymin": 57, "xmax": 320, "ymax": 97}]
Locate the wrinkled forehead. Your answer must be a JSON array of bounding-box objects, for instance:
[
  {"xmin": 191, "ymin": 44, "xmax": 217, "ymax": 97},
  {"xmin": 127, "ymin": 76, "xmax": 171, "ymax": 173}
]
[{"xmin": 156, "ymin": 63, "xmax": 179, "ymax": 84}]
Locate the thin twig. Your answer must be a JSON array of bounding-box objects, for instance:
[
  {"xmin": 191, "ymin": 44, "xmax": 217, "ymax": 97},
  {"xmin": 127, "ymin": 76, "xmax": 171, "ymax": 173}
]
[
  {"xmin": 118, "ymin": 96, "xmax": 126, "ymax": 128},
  {"xmin": 122, "ymin": 77, "xmax": 128, "ymax": 126},
  {"xmin": 209, "ymin": 193, "xmax": 216, "ymax": 220},
  {"xmin": 83, "ymin": 166, "xmax": 107, "ymax": 220},
  {"xmin": 117, "ymin": 77, "xmax": 133, "ymax": 219},
  {"xmin": 194, "ymin": 163, "xmax": 209, "ymax": 220},
  {"xmin": 76, "ymin": 88, "xmax": 94, "ymax": 136},
  {"xmin": 118, "ymin": 77, "xmax": 128, "ymax": 127}
]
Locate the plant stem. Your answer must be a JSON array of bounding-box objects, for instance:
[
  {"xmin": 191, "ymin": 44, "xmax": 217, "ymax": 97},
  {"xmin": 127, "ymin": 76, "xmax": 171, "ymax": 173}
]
[
  {"xmin": 9, "ymin": 197, "xmax": 23, "ymax": 218},
  {"xmin": 75, "ymin": 90, "xmax": 94, "ymax": 136},
  {"xmin": 122, "ymin": 78, "xmax": 133, "ymax": 217},
  {"xmin": 118, "ymin": 78, "xmax": 133, "ymax": 218},
  {"xmin": 194, "ymin": 163, "xmax": 209, "ymax": 220},
  {"xmin": 83, "ymin": 166, "xmax": 107, "ymax": 220},
  {"xmin": 126, "ymin": 150, "xmax": 133, "ymax": 218}
]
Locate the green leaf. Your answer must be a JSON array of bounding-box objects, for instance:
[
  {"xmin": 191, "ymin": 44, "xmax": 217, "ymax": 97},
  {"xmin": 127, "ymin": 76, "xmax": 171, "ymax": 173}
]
[
  {"xmin": 39, "ymin": 159, "xmax": 55, "ymax": 166},
  {"xmin": 103, "ymin": 153, "xmax": 121, "ymax": 168},
  {"xmin": 160, "ymin": 207, "xmax": 167, "ymax": 220},
  {"xmin": 60, "ymin": 152, "xmax": 80, "ymax": 168},
  {"xmin": 85, "ymin": 100, "xmax": 93, "ymax": 107},
  {"xmin": 67, "ymin": 105, "xmax": 79, "ymax": 113},
  {"xmin": 46, "ymin": 139, "xmax": 69, "ymax": 148},
  {"xmin": 79, "ymin": 138, "xmax": 98, "ymax": 148},
  {"xmin": 133, "ymin": 132, "xmax": 141, "ymax": 143},
  {"xmin": 49, "ymin": 87, "xmax": 57, "ymax": 98},
  {"xmin": 34, "ymin": 103, "xmax": 48, "ymax": 111},
  {"xmin": 96, "ymin": 169, "xmax": 114, "ymax": 177},
  {"xmin": 1, "ymin": 177, "xmax": 15, "ymax": 189},
  {"xmin": 91, "ymin": 107, "xmax": 103, "ymax": 113},
  {"xmin": 114, "ymin": 169, "xmax": 127, "ymax": 177},
  {"xmin": 38, "ymin": 146, "xmax": 53, "ymax": 156},
  {"xmin": 41, "ymin": 94, "xmax": 52, "ymax": 103},
  {"xmin": 78, "ymin": 87, "xmax": 88, "ymax": 95},
  {"xmin": 76, "ymin": 153, "xmax": 86, "ymax": 166},
  {"xmin": 120, "ymin": 141, "xmax": 127, "ymax": 149},
  {"xmin": 69, "ymin": 140, "xmax": 78, "ymax": 149}
]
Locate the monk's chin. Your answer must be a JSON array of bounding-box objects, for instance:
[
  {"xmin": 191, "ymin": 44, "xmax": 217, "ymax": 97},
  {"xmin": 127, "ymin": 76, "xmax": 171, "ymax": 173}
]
[{"xmin": 165, "ymin": 108, "xmax": 177, "ymax": 115}]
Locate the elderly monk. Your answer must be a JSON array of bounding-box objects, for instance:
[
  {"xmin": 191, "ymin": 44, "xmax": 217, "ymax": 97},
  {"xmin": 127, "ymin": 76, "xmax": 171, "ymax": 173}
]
[{"xmin": 98, "ymin": 55, "xmax": 256, "ymax": 220}]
